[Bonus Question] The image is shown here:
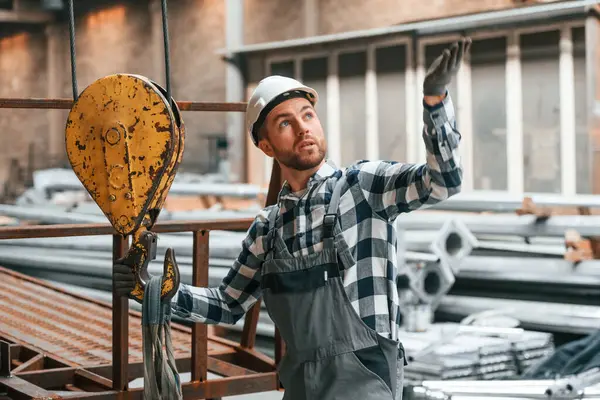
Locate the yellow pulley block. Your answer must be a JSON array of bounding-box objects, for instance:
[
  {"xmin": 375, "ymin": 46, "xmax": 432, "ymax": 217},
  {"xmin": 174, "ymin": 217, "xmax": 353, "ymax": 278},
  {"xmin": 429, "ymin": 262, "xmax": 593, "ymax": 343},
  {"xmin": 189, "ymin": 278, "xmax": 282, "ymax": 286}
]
[{"xmin": 65, "ymin": 73, "xmax": 184, "ymax": 302}]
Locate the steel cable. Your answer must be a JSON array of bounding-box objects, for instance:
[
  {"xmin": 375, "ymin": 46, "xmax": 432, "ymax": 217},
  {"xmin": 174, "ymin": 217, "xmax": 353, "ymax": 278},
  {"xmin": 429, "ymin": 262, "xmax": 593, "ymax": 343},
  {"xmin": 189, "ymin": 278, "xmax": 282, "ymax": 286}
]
[
  {"xmin": 67, "ymin": 0, "xmax": 78, "ymax": 101},
  {"xmin": 161, "ymin": 0, "xmax": 173, "ymax": 107}
]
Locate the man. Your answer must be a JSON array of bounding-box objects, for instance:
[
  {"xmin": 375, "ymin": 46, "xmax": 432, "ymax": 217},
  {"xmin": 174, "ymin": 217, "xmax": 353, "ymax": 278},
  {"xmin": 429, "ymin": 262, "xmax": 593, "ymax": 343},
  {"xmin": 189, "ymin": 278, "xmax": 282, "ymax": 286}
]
[{"xmin": 114, "ymin": 37, "xmax": 470, "ymax": 400}]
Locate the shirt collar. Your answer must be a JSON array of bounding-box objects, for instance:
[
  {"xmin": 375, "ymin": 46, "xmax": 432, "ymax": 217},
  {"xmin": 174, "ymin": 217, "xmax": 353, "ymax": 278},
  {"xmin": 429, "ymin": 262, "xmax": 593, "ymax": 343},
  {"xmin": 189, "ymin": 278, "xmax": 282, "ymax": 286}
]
[{"xmin": 278, "ymin": 159, "xmax": 339, "ymax": 203}]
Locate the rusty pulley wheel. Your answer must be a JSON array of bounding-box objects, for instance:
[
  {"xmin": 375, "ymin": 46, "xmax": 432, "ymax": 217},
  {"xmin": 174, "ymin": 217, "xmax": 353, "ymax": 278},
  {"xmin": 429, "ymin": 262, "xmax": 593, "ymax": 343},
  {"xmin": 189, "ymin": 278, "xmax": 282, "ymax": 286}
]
[
  {"xmin": 65, "ymin": 73, "xmax": 184, "ymax": 302},
  {"xmin": 65, "ymin": 74, "xmax": 183, "ymax": 235}
]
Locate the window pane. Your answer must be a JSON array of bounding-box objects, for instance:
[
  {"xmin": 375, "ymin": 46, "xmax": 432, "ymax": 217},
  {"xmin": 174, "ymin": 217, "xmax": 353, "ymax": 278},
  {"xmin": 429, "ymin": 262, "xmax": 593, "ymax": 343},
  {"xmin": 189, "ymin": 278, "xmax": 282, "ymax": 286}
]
[
  {"xmin": 270, "ymin": 60, "xmax": 294, "ymax": 78},
  {"xmin": 471, "ymin": 37, "xmax": 508, "ymax": 190},
  {"xmin": 376, "ymin": 44, "xmax": 407, "ymax": 161},
  {"xmin": 520, "ymin": 30, "xmax": 561, "ymax": 193},
  {"xmin": 339, "ymin": 51, "xmax": 367, "ymax": 166}
]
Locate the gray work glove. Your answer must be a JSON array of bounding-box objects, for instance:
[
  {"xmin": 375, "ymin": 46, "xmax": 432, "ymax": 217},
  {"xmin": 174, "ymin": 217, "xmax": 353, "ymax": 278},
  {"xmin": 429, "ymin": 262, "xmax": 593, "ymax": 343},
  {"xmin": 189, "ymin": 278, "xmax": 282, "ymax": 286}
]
[
  {"xmin": 423, "ymin": 37, "xmax": 472, "ymax": 96},
  {"xmin": 113, "ymin": 258, "xmax": 138, "ymax": 301}
]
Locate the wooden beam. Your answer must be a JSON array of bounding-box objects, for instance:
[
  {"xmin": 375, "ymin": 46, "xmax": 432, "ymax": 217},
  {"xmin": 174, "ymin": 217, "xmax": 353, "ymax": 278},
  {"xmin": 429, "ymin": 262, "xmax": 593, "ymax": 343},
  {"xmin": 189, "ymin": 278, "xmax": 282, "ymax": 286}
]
[{"xmin": 0, "ymin": 10, "xmax": 54, "ymax": 23}]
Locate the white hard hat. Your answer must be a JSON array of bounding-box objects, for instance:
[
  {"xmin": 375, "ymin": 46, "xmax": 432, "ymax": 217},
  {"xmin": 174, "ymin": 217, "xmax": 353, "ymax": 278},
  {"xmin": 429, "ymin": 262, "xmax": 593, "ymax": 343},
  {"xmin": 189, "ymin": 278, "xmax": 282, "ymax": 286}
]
[{"xmin": 246, "ymin": 75, "xmax": 318, "ymax": 146}]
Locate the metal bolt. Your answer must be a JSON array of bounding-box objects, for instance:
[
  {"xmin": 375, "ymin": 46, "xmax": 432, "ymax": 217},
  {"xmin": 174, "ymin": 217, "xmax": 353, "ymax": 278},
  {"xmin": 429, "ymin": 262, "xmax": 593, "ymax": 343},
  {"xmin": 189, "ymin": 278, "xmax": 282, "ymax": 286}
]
[
  {"xmin": 119, "ymin": 215, "xmax": 129, "ymax": 226},
  {"xmin": 105, "ymin": 127, "xmax": 121, "ymax": 145},
  {"xmin": 109, "ymin": 194, "xmax": 116, "ymax": 201}
]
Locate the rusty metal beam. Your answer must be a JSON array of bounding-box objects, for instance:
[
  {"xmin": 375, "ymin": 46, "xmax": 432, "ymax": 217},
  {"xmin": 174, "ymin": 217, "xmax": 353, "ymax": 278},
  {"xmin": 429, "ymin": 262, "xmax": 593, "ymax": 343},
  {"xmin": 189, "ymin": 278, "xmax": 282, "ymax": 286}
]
[
  {"xmin": 182, "ymin": 373, "xmax": 279, "ymax": 399},
  {"xmin": 222, "ymin": 348, "xmax": 276, "ymax": 373},
  {"xmin": 0, "ymin": 219, "xmax": 253, "ymax": 239},
  {"xmin": 206, "ymin": 357, "xmax": 255, "ymax": 377},
  {"xmin": 111, "ymin": 235, "xmax": 128, "ymax": 392},
  {"xmin": 0, "ymin": 10, "xmax": 54, "ymax": 24},
  {"xmin": 0, "ymin": 98, "xmax": 247, "ymax": 112},
  {"xmin": 0, "ymin": 341, "xmax": 10, "ymax": 377},
  {"xmin": 1, "ymin": 372, "xmax": 279, "ymax": 400},
  {"xmin": 11, "ymin": 355, "xmax": 44, "ymax": 374},
  {"xmin": 13, "ymin": 367, "xmax": 277, "ymax": 399},
  {"xmin": 191, "ymin": 230, "xmax": 209, "ymax": 383},
  {"xmin": 38, "ymin": 373, "xmax": 278, "ymax": 400},
  {"xmin": 17, "ymin": 367, "xmax": 76, "ymax": 390},
  {"xmin": 0, "ymin": 338, "xmax": 71, "ymax": 374},
  {"xmin": 73, "ymin": 370, "xmax": 112, "ymax": 392},
  {"xmin": 0, "ymin": 375, "xmax": 58, "ymax": 400},
  {"xmin": 15, "ymin": 356, "xmax": 259, "ymax": 389}
]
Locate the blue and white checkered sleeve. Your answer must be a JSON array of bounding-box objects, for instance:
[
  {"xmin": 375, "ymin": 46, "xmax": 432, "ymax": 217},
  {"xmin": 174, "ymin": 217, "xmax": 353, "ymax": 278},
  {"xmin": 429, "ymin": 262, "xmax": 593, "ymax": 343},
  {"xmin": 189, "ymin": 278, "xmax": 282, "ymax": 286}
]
[
  {"xmin": 169, "ymin": 207, "xmax": 272, "ymax": 325},
  {"xmin": 353, "ymin": 92, "xmax": 463, "ymax": 221}
]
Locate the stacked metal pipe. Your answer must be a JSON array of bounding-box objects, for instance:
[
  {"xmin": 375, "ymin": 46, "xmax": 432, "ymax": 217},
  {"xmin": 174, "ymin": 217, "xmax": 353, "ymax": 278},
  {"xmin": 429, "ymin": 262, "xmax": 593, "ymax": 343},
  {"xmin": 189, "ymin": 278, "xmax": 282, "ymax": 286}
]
[{"xmin": 410, "ymin": 368, "xmax": 600, "ymax": 400}]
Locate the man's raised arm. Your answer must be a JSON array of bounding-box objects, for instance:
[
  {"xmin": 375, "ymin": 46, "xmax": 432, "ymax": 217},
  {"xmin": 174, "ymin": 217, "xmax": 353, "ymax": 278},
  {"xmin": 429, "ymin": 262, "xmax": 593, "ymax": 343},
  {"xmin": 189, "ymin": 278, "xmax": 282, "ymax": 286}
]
[{"xmin": 352, "ymin": 38, "xmax": 471, "ymax": 221}]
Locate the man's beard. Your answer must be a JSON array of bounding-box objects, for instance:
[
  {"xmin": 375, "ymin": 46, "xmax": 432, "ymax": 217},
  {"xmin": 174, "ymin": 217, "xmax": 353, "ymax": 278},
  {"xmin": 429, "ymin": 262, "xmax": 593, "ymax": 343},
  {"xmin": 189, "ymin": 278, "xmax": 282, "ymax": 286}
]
[{"xmin": 273, "ymin": 143, "xmax": 326, "ymax": 171}]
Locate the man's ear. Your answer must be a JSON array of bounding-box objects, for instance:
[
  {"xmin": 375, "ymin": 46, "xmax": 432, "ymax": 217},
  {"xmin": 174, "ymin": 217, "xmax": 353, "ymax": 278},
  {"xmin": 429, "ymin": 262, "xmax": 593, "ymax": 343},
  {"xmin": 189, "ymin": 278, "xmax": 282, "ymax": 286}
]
[{"xmin": 258, "ymin": 139, "xmax": 275, "ymax": 158}]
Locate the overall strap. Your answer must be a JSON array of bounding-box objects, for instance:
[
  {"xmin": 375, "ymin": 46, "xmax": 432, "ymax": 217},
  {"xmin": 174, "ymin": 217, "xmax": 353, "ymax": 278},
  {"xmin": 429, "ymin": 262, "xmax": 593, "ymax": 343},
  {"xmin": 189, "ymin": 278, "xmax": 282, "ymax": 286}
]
[
  {"xmin": 323, "ymin": 176, "xmax": 347, "ymax": 239},
  {"xmin": 265, "ymin": 205, "xmax": 280, "ymax": 260}
]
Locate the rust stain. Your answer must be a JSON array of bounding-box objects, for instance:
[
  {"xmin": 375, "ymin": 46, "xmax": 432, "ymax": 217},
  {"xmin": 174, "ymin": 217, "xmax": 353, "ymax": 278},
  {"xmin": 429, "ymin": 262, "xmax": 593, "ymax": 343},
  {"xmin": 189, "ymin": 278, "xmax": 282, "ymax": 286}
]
[
  {"xmin": 154, "ymin": 122, "xmax": 171, "ymax": 132},
  {"xmin": 127, "ymin": 116, "xmax": 140, "ymax": 133}
]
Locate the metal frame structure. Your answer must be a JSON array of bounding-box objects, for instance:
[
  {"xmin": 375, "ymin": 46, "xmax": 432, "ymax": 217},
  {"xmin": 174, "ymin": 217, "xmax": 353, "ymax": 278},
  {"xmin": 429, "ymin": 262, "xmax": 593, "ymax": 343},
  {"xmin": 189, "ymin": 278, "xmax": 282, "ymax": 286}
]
[{"xmin": 0, "ymin": 97, "xmax": 285, "ymax": 399}]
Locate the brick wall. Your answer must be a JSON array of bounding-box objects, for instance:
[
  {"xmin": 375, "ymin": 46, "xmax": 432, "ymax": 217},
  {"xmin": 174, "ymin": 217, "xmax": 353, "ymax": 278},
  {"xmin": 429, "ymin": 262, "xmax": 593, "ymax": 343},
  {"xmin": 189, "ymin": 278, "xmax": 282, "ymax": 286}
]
[
  {"xmin": 0, "ymin": 26, "xmax": 48, "ymax": 191},
  {"xmin": 242, "ymin": 0, "xmax": 519, "ymax": 44},
  {"xmin": 244, "ymin": 0, "xmax": 303, "ymax": 44},
  {"xmin": 0, "ymin": 0, "xmax": 226, "ymax": 198},
  {"xmin": 318, "ymin": 0, "xmax": 517, "ymax": 36}
]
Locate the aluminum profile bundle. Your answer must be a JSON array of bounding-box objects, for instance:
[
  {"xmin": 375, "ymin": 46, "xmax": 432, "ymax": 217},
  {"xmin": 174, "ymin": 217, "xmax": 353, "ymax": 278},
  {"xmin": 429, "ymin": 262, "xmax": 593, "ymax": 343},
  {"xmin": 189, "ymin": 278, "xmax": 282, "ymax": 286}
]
[
  {"xmin": 399, "ymin": 218, "xmax": 478, "ymax": 334},
  {"xmin": 429, "ymin": 190, "xmax": 600, "ymax": 213},
  {"xmin": 437, "ymin": 295, "xmax": 600, "ymax": 336},
  {"xmin": 396, "ymin": 212, "xmax": 600, "ymax": 238},
  {"xmin": 399, "ymin": 323, "xmax": 554, "ymax": 384},
  {"xmin": 411, "ymin": 367, "xmax": 600, "ymax": 400}
]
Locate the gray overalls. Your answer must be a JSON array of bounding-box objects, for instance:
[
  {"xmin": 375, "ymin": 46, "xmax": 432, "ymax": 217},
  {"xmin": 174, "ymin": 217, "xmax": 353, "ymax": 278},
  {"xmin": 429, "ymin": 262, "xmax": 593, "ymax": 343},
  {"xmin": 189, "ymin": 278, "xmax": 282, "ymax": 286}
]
[{"xmin": 261, "ymin": 177, "xmax": 406, "ymax": 400}]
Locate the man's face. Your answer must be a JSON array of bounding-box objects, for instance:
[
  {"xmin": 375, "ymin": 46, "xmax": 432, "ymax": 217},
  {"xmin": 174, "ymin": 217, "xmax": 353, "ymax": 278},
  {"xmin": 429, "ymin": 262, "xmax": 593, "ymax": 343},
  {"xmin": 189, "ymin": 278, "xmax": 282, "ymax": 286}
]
[{"xmin": 258, "ymin": 97, "xmax": 327, "ymax": 171}]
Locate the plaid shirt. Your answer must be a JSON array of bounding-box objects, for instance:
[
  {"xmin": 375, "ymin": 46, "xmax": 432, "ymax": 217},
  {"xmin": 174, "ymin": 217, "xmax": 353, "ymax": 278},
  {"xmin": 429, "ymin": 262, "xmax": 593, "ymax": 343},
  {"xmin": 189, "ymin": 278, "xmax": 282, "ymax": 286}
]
[{"xmin": 171, "ymin": 93, "xmax": 462, "ymax": 340}]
